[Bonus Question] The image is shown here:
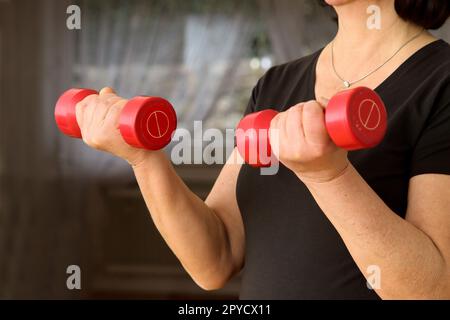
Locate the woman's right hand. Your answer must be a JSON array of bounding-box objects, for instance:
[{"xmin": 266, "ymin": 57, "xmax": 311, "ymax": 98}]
[{"xmin": 75, "ymin": 87, "xmax": 150, "ymax": 167}]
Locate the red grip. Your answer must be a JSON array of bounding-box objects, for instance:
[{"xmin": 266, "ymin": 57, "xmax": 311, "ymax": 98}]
[
  {"xmin": 236, "ymin": 87, "xmax": 387, "ymax": 168},
  {"xmin": 55, "ymin": 89, "xmax": 177, "ymax": 151},
  {"xmin": 236, "ymin": 109, "xmax": 278, "ymax": 168}
]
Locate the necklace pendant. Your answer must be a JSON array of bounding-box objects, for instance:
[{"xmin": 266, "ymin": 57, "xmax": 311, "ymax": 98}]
[{"xmin": 343, "ymin": 81, "xmax": 351, "ymax": 88}]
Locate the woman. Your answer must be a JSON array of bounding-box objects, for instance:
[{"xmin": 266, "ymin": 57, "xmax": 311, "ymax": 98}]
[{"xmin": 75, "ymin": 0, "xmax": 450, "ymax": 299}]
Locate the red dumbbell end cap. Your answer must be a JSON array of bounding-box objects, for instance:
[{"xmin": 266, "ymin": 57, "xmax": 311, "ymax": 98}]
[
  {"xmin": 119, "ymin": 96, "xmax": 177, "ymax": 151},
  {"xmin": 326, "ymin": 87, "xmax": 387, "ymax": 150},
  {"xmin": 236, "ymin": 109, "xmax": 278, "ymax": 168},
  {"xmin": 55, "ymin": 88, "xmax": 98, "ymax": 138}
]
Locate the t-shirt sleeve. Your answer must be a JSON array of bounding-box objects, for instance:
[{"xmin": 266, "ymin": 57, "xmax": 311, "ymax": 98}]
[{"xmin": 410, "ymin": 101, "xmax": 450, "ymax": 177}]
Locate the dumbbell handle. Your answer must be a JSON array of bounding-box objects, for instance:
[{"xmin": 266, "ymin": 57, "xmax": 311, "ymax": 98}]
[
  {"xmin": 55, "ymin": 88, "xmax": 177, "ymax": 151},
  {"xmin": 236, "ymin": 87, "xmax": 387, "ymax": 167}
]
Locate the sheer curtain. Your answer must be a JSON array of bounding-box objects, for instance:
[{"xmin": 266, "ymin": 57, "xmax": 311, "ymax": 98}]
[
  {"xmin": 260, "ymin": 0, "xmax": 336, "ymax": 62},
  {"xmin": 62, "ymin": 0, "xmax": 258, "ymax": 179},
  {"xmin": 61, "ymin": 0, "xmax": 339, "ymax": 179},
  {"xmin": 0, "ymin": 0, "xmax": 263, "ymax": 298},
  {"xmin": 261, "ymin": 0, "xmax": 450, "ymax": 62}
]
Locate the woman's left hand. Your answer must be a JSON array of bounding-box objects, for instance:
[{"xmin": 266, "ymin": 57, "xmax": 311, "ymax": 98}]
[{"xmin": 269, "ymin": 100, "xmax": 349, "ymax": 183}]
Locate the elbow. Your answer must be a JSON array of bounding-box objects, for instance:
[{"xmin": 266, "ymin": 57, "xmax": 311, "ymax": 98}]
[
  {"xmin": 191, "ymin": 261, "xmax": 239, "ymax": 291},
  {"xmin": 196, "ymin": 279, "xmax": 228, "ymax": 292},
  {"xmin": 193, "ymin": 271, "xmax": 233, "ymax": 291}
]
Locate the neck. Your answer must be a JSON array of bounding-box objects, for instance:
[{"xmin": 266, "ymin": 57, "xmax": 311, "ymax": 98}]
[{"xmin": 332, "ymin": 0, "xmax": 422, "ymax": 55}]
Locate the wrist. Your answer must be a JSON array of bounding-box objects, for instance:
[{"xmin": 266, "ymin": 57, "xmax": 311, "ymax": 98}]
[
  {"xmin": 294, "ymin": 157, "xmax": 350, "ymax": 184},
  {"xmin": 296, "ymin": 161, "xmax": 352, "ymax": 185},
  {"xmin": 129, "ymin": 150, "xmax": 167, "ymax": 170}
]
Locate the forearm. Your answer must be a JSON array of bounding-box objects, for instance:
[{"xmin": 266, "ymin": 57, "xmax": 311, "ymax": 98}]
[
  {"xmin": 132, "ymin": 151, "xmax": 234, "ymax": 289},
  {"xmin": 302, "ymin": 164, "xmax": 449, "ymax": 299}
]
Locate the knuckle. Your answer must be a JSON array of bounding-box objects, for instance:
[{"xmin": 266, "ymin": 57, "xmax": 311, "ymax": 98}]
[
  {"xmin": 116, "ymin": 99, "xmax": 126, "ymax": 108},
  {"xmin": 82, "ymin": 136, "xmax": 92, "ymax": 147},
  {"xmin": 312, "ymin": 145, "xmax": 326, "ymax": 157},
  {"xmin": 100, "ymin": 97, "xmax": 121, "ymax": 113},
  {"xmin": 303, "ymin": 101, "xmax": 324, "ymax": 118},
  {"xmin": 82, "ymin": 95, "xmax": 97, "ymax": 106},
  {"xmin": 292, "ymin": 106, "xmax": 303, "ymax": 119},
  {"xmin": 96, "ymin": 101, "xmax": 108, "ymax": 111},
  {"xmin": 75, "ymin": 101, "xmax": 84, "ymax": 110},
  {"xmin": 89, "ymin": 139, "xmax": 100, "ymax": 149},
  {"xmin": 83, "ymin": 133, "xmax": 104, "ymax": 150},
  {"xmin": 92, "ymin": 96, "xmax": 103, "ymax": 106},
  {"xmin": 90, "ymin": 135, "xmax": 106, "ymax": 149},
  {"xmin": 270, "ymin": 115, "xmax": 279, "ymax": 128},
  {"xmin": 286, "ymin": 108, "xmax": 294, "ymax": 117},
  {"xmin": 303, "ymin": 101, "xmax": 317, "ymax": 110},
  {"xmin": 293, "ymin": 146, "xmax": 304, "ymax": 159},
  {"xmin": 75, "ymin": 101, "xmax": 86, "ymax": 115},
  {"xmin": 292, "ymin": 103, "xmax": 304, "ymax": 112},
  {"xmin": 110, "ymin": 102, "xmax": 123, "ymax": 113},
  {"xmin": 87, "ymin": 94, "xmax": 99, "ymax": 101}
]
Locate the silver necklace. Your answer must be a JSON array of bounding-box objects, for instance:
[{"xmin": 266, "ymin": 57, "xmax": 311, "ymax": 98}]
[{"xmin": 331, "ymin": 29, "xmax": 424, "ymax": 89}]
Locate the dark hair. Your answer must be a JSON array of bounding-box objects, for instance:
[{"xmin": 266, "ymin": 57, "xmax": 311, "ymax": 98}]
[
  {"xmin": 395, "ymin": 0, "xmax": 450, "ymax": 30},
  {"xmin": 319, "ymin": 0, "xmax": 450, "ymax": 30}
]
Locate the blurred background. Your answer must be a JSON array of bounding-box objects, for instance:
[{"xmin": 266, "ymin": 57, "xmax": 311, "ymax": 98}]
[{"xmin": 0, "ymin": 0, "xmax": 449, "ymax": 299}]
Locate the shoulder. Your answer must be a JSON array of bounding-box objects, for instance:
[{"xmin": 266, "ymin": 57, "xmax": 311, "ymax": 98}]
[
  {"xmin": 428, "ymin": 41, "xmax": 450, "ymax": 110},
  {"xmin": 433, "ymin": 39, "xmax": 450, "ymax": 58},
  {"xmin": 429, "ymin": 40, "xmax": 450, "ymax": 75},
  {"xmin": 416, "ymin": 40, "xmax": 450, "ymax": 82},
  {"xmin": 412, "ymin": 41, "xmax": 450, "ymax": 134},
  {"xmin": 398, "ymin": 40, "xmax": 450, "ymax": 113}
]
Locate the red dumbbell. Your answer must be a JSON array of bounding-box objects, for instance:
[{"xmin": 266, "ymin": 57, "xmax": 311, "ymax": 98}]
[
  {"xmin": 236, "ymin": 86, "xmax": 387, "ymax": 167},
  {"xmin": 55, "ymin": 88, "xmax": 177, "ymax": 150}
]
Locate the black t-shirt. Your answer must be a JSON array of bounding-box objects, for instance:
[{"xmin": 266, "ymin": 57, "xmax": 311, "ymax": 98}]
[{"xmin": 236, "ymin": 39, "xmax": 450, "ymax": 300}]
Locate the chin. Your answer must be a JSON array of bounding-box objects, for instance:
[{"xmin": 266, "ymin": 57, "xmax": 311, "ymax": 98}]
[{"xmin": 325, "ymin": 0, "xmax": 357, "ymax": 5}]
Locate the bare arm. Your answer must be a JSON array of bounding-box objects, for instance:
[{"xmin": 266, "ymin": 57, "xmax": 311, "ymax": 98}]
[
  {"xmin": 304, "ymin": 168, "xmax": 450, "ymax": 299},
  {"xmin": 270, "ymin": 101, "xmax": 450, "ymax": 299},
  {"xmin": 75, "ymin": 88, "xmax": 245, "ymax": 290},
  {"xmin": 132, "ymin": 149, "xmax": 245, "ymax": 290}
]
